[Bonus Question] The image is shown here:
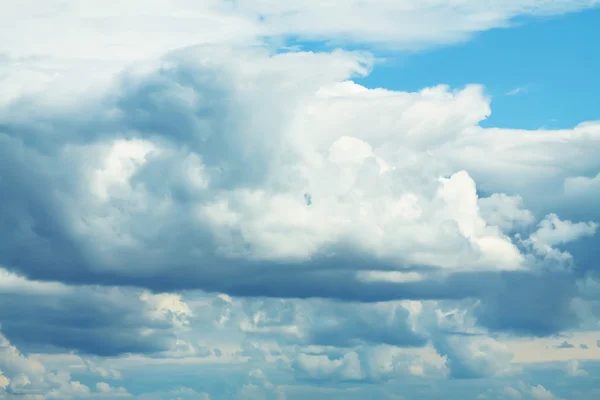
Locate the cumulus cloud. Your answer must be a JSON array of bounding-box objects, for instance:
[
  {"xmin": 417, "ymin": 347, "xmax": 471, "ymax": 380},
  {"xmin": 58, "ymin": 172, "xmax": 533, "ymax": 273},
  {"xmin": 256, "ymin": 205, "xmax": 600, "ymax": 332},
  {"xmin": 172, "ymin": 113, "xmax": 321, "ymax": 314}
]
[
  {"xmin": 0, "ymin": 46, "xmax": 597, "ymax": 360},
  {"xmin": 420, "ymin": 303, "xmax": 519, "ymax": 379},
  {"xmin": 94, "ymin": 382, "xmax": 131, "ymax": 397},
  {"xmin": 432, "ymin": 333, "xmax": 516, "ymax": 379},
  {"xmin": 3, "ymin": 47, "xmax": 597, "ymax": 304},
  {"xmin": 1, "ymin": 2, "xmax": 600, "ymax": 399},
  {"xmin": 566, "ymin": 360, "xmax": 588, "ymax": 377},
  {"xmin": 241, "ymin": 298, "xmax": 426, "ymax": 348},
  {"xmin": 500, "ymin": 382, "xmax": 563, "ymax": 400},
  {"xmin": 293, "ymin": 351, "xmax": 364, "ymax": 381},
  {"xmin": 524, "ymin": 214, "xmax": 598, "ymax": 263},
  {"xmin": 530, "ymin": 384, "xmax": 562, "ymax": 400},
  {"xmin": 0, "ymin": 332, "xmax": 127, "ymax": 399},
  {"xmin": 478, "ymin": 194, "xmax": 535, "ymax": 233},
  {"xmin": 289, "ymin": 343, "xmax": 443, "ymax": 384}
]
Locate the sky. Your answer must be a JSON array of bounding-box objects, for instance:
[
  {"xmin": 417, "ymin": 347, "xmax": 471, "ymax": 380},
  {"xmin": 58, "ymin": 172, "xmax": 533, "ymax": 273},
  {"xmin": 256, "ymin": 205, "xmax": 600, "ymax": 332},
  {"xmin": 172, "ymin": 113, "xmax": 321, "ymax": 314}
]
[{"xmin": 1, "ymin": 1, "xmax": 600, "ymax": 399}]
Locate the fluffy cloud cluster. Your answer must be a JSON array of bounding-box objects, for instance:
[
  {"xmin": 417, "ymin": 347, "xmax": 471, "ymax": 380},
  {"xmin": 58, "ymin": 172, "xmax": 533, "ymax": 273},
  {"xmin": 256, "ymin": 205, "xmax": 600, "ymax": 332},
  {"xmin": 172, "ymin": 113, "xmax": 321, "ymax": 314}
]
[
  {"xmin": 0, "ymin": 331, "xmax": 131, "ymax": 399},
  {"xmin": 479, "ymin": 382, "xmax": 564, "ymax": 400},
  {"xmin": 1, "ymin": 42, "xmax": 599, "ymax": 386},
  {"xmin": 3, "ymin": 48, "xmax": 598, "ymax": 293}
]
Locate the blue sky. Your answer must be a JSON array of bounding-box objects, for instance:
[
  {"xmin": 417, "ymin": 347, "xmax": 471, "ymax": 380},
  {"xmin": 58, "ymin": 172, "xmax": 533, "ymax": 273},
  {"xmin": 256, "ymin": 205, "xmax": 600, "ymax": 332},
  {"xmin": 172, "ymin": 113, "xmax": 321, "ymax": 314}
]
[
  {"xmin": 357, "ymin": 8, "xmax": 600, "ymax": 130},
  {"xmin": 1, "ymin": 1, "xmax": 600, "ymax": 400},
  {"xmin": 285, "ymin": 6, "xmax": 600, "ymax": 130}
]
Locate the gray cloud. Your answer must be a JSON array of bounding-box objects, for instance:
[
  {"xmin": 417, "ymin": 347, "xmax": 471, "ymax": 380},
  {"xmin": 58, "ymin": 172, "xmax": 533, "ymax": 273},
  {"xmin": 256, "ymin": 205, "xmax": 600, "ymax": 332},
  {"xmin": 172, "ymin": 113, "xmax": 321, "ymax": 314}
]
[
  {"xmin": 555, "ymin": 341, "xmax": 575, "ymax": 349},
  {"xmin": 0, "ymin": 282, "xmax": 176, "ymax": 356},
  {"xmin": 0, "ymin": 46, "xmax": 597, "ymax": 351}
]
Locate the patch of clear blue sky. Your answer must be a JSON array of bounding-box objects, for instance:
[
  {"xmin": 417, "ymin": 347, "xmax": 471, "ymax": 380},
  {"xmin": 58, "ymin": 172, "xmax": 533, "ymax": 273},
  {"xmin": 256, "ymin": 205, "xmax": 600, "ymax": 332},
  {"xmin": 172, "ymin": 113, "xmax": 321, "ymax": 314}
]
[{"xmin": 282, "ymin": 7, "xmax": 600, "ymax": 130}]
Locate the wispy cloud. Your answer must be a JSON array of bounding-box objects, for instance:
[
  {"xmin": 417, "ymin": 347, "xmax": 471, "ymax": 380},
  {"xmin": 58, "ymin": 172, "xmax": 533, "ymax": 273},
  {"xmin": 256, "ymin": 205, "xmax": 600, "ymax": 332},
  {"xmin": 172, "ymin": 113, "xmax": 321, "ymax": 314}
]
[{"xmin": 506, "ymin": 86, "xmax": 528, "ymax": 96}]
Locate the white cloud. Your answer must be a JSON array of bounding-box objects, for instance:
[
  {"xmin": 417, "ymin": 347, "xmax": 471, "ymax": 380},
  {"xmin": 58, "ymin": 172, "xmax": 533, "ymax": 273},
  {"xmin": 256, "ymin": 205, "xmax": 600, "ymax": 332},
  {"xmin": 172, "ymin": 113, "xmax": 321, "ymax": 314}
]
[
  {"xmin": 141, "ymin": 291, "xmax": 194, "ymax": 329},
  {"xmin": 425, "ymin": 304, "xmax": 519, "ymax": 379},
  {"xmin": 46, "ymin": 371, "xmax": 91, "ymax": 399},
  {"xmin": 566, "ymin": 359, "xmax": 588, "ymax": 377},
  {"xmin": 82, "ymin": 359, "xmax": 123, "ymax": 381},
  {"xmin": 293, "ymin": 351, "xmax": 364, "ymax": 381},
  {"xmin": 241, "ymin": 298, "xmax": 425, "ymax": 348},
  {"xmin": 522, "ymin": 213, "xmax": 598, "ymax": 263},
  {"xmin": 1, "ymin": 45, "xmax": 598, "ymax": 304},
  {"xmin": 506, "ymin": 87, "xmax": 528, "ymax": 96},
  {"xmin": 499, "ymin": 382, "xmax": 563, "ymax": 400},
  {"xmin": 564, "ymin": 171, "xmax": 600, "ymax": 196},
  {"xmin": 95, "ymin": 382, "xmax": 131, "ymax": 397},
  {"xmin": 0, "ymin": 332, "xmax": 101, "ymax": 399},
  {"xmin": 530, "ymin": 384, "xmax": 561, "ymax": 400},
  {"xmin": 0, "ymin": 267, "xmax": 69, "ymax": 295},
  {"xmin": 0, "ymin": 333, "xmax": 45, "ymax": 387},
  {"xmin": 478, "ymin": 193, "xmax": 535, "ymax": 232},
  {"xmin": 1, "ymin": 0, "xmax": 598, "ymax": 64},
  {"xmin": 0, "ymin": 3, "xmax": 599, "ymax": 400},
  {"xmin": 529, "ymin": 214, "xmax": 598, "ymax": 248},
  {"xmin": 356, "ymin": 271, "xmax": 426, "ymax": 284},
  {"xmin": 437, "ymin": 170, "xmax": 524, "ymax": 270},
  {"xmin": 289, "ymin": 343, "xmax": 445, "ymax": 383}
]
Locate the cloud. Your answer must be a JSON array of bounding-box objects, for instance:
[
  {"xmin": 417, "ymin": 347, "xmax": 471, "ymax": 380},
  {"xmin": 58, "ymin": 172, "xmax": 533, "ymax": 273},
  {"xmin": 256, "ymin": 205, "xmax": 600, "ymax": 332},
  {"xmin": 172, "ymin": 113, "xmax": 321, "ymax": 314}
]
[
  {"xmin": 566, "ymin": 360, "xmax": 588, "ymax": 377},
  {"xmin": 525, "ymin": 214, "xmax": 598, "ymax": 262},
  {"xmin": 94, "ymin": 382, "xmax": 131, "ymax": 397},
  {"xmin": 0, "ymin": 332, "xmax": 124, "ymax": 399},
  {"xmin": 473, "ymin": 271, "xmax": 579, "ymax": 336},
  {"xmin": 0, "ymin": 269, "xmax": 185, "ymax": 357},
  {"xmin": 2, "ymin": 48, "xmax": 596, "ymax": 296},
  {"xmin": 478, "ymin": 194, "xmax": 535, "ymax": 233},
  {"xmin": 293, "ymin": 351, "xmax": 363, "ymax": 381},
  {"xmin": 506, "ymin": 87, "xmax": 528, "ymax": 96},
  {"xmin": 0, "ymin": 47, "xmax": 597, "ymax": 352},
  {"xmin": 241, "ymin": 298, "xmax": 426, "ymax": 348},
  {"xmin": 1, "ymin": 0, "xmax": 598, "ymax": 64},
  {"xmin": 290, "ymin": 344, "xmax": 442, "ymax": 383},
  {"xmin": 0, "ymin": 266, "xmax": 69, "ymax": 295},
  {"xmin": 555, "ymin": 341, "xmax": 576, "ymax": 349},
  {"xmin": 499, "ymin": 382, "xmax": 563, "ymax": 400},
  {"xmin": 530, "ymin": 384, "xmax": 562, "ymax": 400},
  {"xmin": 1, "ymin": 4, "xmax": 600, "ymax": 399},
  {"xmin": 433, "ymin": 333, "xmax": 516, "ymax": 379},
  {"xmin": 0, "ymin": 372, "xmax": 8, "ymax": 390},
  {"xmin": 423, "ymin": 304, "xmax": 519, "ymax": 379},
  {"xmin": 564, "ymin": 172, "xmax": 600, "ymax": 197}
]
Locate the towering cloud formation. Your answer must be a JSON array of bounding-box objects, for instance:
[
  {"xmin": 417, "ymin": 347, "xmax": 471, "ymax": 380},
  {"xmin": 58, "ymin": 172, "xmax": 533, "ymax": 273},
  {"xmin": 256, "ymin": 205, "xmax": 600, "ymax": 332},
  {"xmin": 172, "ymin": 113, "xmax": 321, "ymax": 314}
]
[{"xmin": 1, "ymin": 1, "xmax": 600, "ymax": 399}]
